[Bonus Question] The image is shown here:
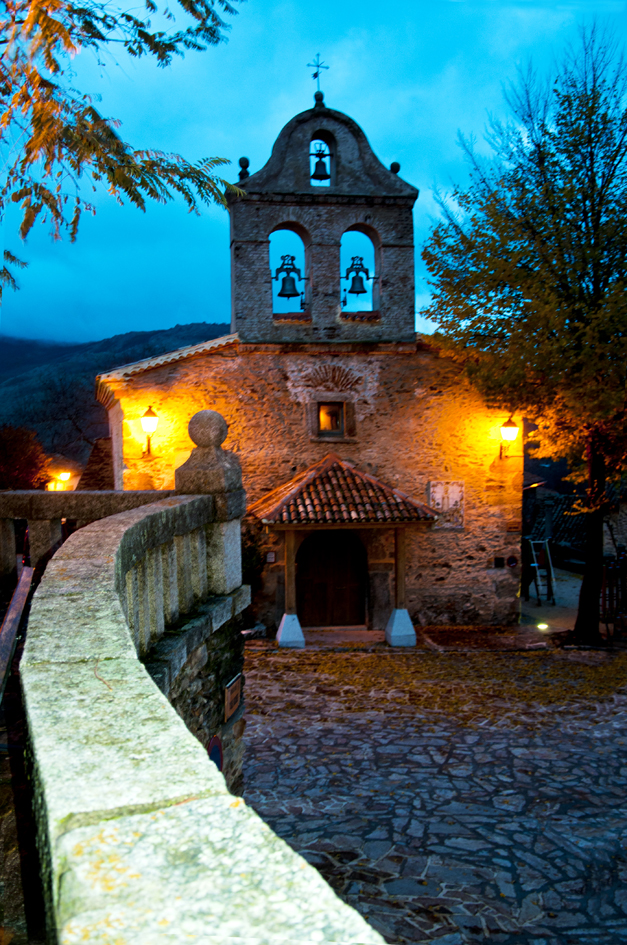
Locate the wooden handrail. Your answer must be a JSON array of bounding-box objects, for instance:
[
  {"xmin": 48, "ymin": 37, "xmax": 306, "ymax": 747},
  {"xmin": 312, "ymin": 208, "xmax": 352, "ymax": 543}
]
[{"xmin": 0, "ymin": 568, "xmax": 34, "ymax": 701}]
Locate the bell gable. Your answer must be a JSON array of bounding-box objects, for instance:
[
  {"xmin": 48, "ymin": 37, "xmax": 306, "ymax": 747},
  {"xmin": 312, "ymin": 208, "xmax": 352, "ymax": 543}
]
[{"xmin": 228, "ymin": 93, "xmax": 419, "ymax": 346}]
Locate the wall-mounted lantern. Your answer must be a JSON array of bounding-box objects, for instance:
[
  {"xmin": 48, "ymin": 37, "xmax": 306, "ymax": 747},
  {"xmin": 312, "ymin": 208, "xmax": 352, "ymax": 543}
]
[
  {"xmin": 342, "ymin": 256, "xmax": 377, "ymax": 308},
  {"xmin": 274, "ymin": 255, "xmax": 306, "ymax": 309},
  {"xmin": 141, "ymin": 406, "xmax": 159, "ymax": 456},
  {"xmin": 499, "ymin": 416, "xmax": 519, "ymax": 458}
]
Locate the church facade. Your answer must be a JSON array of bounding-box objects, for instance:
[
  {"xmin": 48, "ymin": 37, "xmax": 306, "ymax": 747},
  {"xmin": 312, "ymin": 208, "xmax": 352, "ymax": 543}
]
[{"xmin": 96, "ymin": 92, "xmax": 523, "ymax": 639}]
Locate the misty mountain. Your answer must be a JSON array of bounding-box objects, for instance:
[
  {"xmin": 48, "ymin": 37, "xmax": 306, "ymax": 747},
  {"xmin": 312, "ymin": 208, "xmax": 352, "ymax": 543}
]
[{"xmin": 0, "ymin": 322, "xmax": 231, "ymax": 462}]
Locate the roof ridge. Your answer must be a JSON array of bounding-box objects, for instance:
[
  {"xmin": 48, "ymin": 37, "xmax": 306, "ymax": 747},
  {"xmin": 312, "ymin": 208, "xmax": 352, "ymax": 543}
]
[
  {"xmin": 248, "ymin": 453, "xmax": 342, "ymax": 522},
  {"xmin": 97, "ymin": 333, "xmax": 239, "ymax": 383},
  {"xmin": 249, "ymin": 453, "xmax": 437, "ymax": 525}
]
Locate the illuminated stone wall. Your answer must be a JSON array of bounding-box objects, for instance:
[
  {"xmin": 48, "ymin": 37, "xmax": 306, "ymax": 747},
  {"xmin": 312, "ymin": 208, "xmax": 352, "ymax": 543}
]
[{"xmin": 99, "ymin": 337, "xmax": 523, "ymax": 627}]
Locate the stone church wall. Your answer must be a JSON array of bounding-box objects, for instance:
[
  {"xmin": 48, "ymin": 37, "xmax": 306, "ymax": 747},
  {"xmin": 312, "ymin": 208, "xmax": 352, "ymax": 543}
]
[{"xmin": 102, "ymin": 339, "xmax": 522, "ymax": 627}]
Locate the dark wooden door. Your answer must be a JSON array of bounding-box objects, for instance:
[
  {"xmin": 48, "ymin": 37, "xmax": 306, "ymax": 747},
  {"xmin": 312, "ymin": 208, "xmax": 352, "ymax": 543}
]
[{"xmin": 296, "ymin": 532, "xmax": 367, "ymax": 627}]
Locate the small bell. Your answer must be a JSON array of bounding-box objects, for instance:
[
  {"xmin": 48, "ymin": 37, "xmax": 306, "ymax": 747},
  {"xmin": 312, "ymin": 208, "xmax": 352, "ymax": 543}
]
[
  {"xmin": 348, "ymin": 274, "xmax": 367, "ymax": 295},
  {"xmin": 311, "ymin": 156, "xmax": 330, "ymax": 181},
  {"xmin": 278, "ymin": 275, "xmax": 300, "ymax": 298}
]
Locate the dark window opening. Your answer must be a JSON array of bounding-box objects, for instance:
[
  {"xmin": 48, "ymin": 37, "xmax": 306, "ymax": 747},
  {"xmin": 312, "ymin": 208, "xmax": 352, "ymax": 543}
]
[{"xmin": 318, "ymin": 402, "xmax": 344, "ymax": 437}]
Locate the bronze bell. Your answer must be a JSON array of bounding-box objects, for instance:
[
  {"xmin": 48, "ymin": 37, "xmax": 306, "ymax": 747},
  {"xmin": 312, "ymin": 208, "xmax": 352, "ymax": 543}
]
[
  {"xmin": 278, "ymin": 275, "xmax": 300, "ymax": 298},
  {"xmin": 311, "ymin": 156, "xmax": 330, "ymax": 181},
  {"xmin": 348, "ymin": 274, "xmax": 367, "ymax": 295}
]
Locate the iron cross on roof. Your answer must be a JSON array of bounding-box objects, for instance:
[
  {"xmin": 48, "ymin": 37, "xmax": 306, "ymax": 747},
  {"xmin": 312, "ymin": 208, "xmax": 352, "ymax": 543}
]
[{"xmin": 307, "ymin": 53, "xmax": 329, "ymax": 91}]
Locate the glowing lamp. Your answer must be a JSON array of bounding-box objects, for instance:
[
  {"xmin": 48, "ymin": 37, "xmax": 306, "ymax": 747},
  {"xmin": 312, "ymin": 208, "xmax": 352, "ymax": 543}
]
[
  {"xmin": 58, "ymin": 471, "xmax": 71, "ymax": 482},
  {"xmin": 141, "ymin": 406, "xmax": 159, "ymax": 435},
  {"xmin": 500, "ymin": 417, "xmax": 519, "ymax": 442},
  {"xmin": 537, "ymin": 623, "xmax": 549, "ymax": 631},
  {"xmin": 141, "ymin": 406, "xmax": 159, "ymax": 456}
]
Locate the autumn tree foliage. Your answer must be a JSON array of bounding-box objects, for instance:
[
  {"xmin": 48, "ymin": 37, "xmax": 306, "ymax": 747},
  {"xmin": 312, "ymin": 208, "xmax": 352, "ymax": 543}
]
[
  {"xmin": 422, "ymin": 28, "xmax": 627, "ymax": 644},
  {"xmin": 0, "ymin": 424, "xmax": 49, "ymax": 489},
  {"xmin": 0, "ymin": 0, "xmax": 241, "ymax": 292}
]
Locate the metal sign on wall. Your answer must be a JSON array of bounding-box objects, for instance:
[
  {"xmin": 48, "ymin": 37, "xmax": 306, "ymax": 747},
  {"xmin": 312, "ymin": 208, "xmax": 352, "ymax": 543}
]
[
  {"xmin": 427, "ymin": 481, "xmax": 465, "ymax": 529},
  {"xmin": 224, "ymin": 673, "xmax": 242, "ymax": 722}
]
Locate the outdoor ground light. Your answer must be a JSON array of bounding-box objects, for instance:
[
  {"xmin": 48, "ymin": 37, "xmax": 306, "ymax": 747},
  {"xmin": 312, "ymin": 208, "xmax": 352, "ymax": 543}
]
[
  {"xmin": 141, "ymin": 406, "xmax": 159, "ymax": 456},
  {"xmin": 537, "ymin": 623, "xmax": 549, "ymax": 631},
  {"xmin": 48, "ymin": 470, "xmax": 72, "ymax": 491},
  {"xmin": 499, "ymin": 416, "xmax": 519, "ymax": 458}
]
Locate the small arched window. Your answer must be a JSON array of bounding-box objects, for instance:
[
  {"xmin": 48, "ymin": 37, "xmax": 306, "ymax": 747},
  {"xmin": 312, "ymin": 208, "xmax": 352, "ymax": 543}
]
[
  {"xmin": 340, "ymin": 230, "xmax": 377, "ymax": 313},
  {"xmin": 309, "ymin": 132, "xmax": 335, "ymax": 187},
  {"xmin": 269, "ymin": 228, "xmax": 308, "ymax": 315}
]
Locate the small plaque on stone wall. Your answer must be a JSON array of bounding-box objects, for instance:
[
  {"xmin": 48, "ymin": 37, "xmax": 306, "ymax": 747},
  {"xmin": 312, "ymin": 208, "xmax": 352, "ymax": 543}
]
[
  {"xmin": 427, "ymin": 481, "xmax": 465, "ymax": 529},
  {"xmin": 224, "ymin": 673, "xmax": 242, "ymax": 722}
]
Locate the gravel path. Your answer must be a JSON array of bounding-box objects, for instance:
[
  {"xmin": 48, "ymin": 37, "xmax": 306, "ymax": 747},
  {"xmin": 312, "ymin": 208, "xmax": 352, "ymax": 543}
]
[{"xmin": 243, "ymin": 642, "xmax": 627, "ymax": 944}]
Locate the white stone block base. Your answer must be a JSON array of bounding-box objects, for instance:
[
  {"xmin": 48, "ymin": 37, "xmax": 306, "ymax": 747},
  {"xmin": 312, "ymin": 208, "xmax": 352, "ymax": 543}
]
[
  {"xmin": 277, "ymin": 613, "xmax": 305, "ymax": 648},
  {"xmin": 385, "ymin": 609, "xmax": 416, "ymax": 647}
]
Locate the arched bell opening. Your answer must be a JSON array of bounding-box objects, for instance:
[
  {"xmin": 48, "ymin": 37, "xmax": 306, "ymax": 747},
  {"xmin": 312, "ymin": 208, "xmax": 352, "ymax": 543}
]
[
  {"xmin": 296, "ymin": 531, "xmax": 368, "ymax": 627},
  {"xmin": 309, "ymin": 131, "xmax": 336, "ymax": 188},
  {"xmin": 340, "ymin": 228, "xmax": 379, "ymax": 313},
  {"xmin": 269, "ymin": 225, "xmax": 310, "ymax": 315}
]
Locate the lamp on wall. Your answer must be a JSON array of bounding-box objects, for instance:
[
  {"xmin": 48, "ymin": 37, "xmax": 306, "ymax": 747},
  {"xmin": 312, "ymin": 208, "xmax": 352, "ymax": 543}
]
[
  {"xmin": 141, "ymin": 406, "xmax": 159, "ymax": 456},
  {"xmin": 499, "ymin": 416, "xmax": 519, "ymax": 458}
]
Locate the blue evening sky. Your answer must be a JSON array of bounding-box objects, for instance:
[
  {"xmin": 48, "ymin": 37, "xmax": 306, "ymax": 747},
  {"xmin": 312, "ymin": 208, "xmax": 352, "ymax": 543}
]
[{"xmin": 2, "ymin": 0, "xmax": 626, "ymax": 342}]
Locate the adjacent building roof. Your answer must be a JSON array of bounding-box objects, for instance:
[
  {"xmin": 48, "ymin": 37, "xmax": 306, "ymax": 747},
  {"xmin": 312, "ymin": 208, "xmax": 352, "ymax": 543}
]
[
  {"xmin": 248, "ymin": 454, "xmax": 437, "ymax": 526},
  {"xmin": 76, "ymin": 438, "xmax": 115, "ymax": 491}
]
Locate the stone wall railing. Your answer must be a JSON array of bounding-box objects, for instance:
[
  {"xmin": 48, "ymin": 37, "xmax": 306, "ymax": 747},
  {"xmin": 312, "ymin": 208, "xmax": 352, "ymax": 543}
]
[
  {"xmin": 0, "ymin": 490, "xmax": 177, "ymax": 572},
  {"xmin": 19, "ymin": 410, "xmax": 384, "ymax": 944}
]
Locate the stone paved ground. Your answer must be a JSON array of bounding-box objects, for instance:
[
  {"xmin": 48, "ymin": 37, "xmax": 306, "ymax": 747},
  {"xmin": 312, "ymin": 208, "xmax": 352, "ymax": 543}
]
[{"xmin": 243, "ymin": 638, "xmax": 627, "ymax": 944}]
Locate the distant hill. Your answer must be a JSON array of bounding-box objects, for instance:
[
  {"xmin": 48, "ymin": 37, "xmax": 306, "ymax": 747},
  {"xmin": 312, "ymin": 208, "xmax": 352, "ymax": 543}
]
[
  {"xmin": 0, "ymin": 336, "xmax": 84, "ymax": 383},
  {"xmin": 0, "ymin": 322, "xmax": 231, "ymax": 385},
  {"xmin": 0, "ymin": 322, "xmax": 231, "ymax": 462}
]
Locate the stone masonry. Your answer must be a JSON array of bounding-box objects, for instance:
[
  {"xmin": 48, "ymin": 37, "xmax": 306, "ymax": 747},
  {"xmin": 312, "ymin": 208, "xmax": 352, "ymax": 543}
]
[
  {"xmin": 144, "ymin": 594, "xmax": 247, "ymax": 793},
  {"xmin": 20, "ymin": 490, "xmax": 382, "ymax": 942},
  {"xmin": 98, "ymin": 342, "xmax": 523, "ymax": 629},
  {"xmin": 228, "ymin": 91, "xmax": 418, "ymax": 345},
  {"xmin": 95, "ymin": 93, "xmax": 523, "ymax": 633}
]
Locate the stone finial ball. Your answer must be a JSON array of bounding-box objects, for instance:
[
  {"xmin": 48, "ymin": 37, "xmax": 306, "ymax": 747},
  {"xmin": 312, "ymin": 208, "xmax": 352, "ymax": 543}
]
[
  {"xmin": 239, "ymin": 156, "xmax": 250, "ymax": 169},
  {"xmin": 188, "ymin": 410, "xmax": 228, "ymax": 448},
  {"xmin": 314, "ymin": 90, "xmax": 324, "ymax": 105},
  {"xmin": 390, "ymin": 161, "xmax": 401, "ymax": 174}
]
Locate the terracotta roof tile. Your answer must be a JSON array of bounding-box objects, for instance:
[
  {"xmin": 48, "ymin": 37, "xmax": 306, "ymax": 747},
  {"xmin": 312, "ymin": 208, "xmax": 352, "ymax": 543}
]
[{"xmin": 248, "ymin": 454, "xmax": 437, "ymax": 526}]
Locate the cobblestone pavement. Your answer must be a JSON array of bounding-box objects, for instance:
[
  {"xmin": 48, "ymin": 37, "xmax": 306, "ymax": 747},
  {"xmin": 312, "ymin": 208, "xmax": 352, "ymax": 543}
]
[{"xmin": 243, "ymin": 640, "xmax": 627, "ymax": 944}]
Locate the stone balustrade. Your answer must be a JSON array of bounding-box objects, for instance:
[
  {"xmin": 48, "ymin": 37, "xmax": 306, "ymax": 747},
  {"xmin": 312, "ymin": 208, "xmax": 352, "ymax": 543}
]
[
  {"xmin": 18, "ymin": 411, "xmax": 384, "ymax": 943},
  {"xmin": 0, "ymin": 489, "xmax": 177, "ymax": 572}
]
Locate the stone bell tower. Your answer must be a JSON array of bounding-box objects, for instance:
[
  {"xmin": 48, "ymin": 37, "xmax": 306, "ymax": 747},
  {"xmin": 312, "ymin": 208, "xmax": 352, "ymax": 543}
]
[{"xmin": 228, "ymin": 91, "xmax": 419, "ymax": 345}]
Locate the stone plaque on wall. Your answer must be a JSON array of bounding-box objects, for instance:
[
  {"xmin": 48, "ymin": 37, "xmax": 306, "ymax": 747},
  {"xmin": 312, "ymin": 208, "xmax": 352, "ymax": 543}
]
[
  {"xmin": 224, "ymin": 673, "xmax": 242, "ymax": 722},
  {"xmin": 427, "ymin": 481, "xmax": 465, "ymax": 529}
]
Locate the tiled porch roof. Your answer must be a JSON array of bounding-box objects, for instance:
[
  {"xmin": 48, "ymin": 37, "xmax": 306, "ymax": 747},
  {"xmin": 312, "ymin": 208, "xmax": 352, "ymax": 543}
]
[{"xmin": 248, "ymin": 454, "xmax": 437, "ymax": 526}]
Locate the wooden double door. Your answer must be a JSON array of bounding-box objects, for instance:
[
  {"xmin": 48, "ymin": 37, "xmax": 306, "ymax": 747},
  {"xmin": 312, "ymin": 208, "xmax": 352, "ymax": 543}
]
[{"xmin": 296, "ymin": 531, "xmax": 367, "ymax": 627}]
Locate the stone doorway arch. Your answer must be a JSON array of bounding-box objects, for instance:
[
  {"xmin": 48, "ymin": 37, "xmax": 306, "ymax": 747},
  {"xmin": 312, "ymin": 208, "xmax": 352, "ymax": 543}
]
[{"xmin": 296, "ymin": 531, "xmax": 367, "ymax": 627}]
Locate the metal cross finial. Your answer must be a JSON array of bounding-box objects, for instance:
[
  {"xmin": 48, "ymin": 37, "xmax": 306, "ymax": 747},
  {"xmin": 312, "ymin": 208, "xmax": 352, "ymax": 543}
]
[{"xmin": 308, "ymin": 53, "xmax": 329, "ymax": 91}]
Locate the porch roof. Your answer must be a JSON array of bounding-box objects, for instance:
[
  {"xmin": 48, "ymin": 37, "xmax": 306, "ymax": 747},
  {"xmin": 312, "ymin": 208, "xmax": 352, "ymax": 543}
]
[{"xmin": 248, "ymin": 454, "xmax": 437, "ymax": 526}]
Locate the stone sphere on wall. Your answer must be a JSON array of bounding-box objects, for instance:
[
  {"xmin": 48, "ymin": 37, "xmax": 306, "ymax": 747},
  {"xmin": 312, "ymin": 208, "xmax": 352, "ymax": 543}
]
[{"xmin": 188, "ymin": 410, "xmax": 228, "ymax": 449}]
